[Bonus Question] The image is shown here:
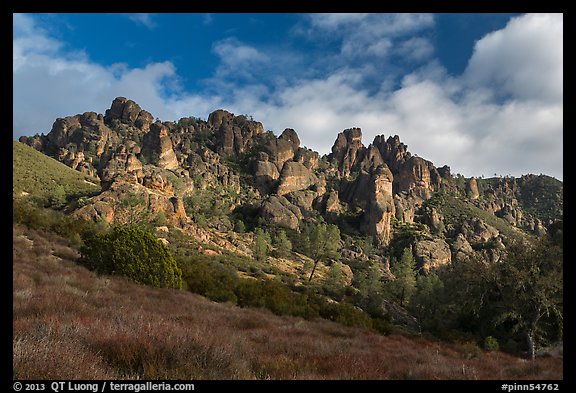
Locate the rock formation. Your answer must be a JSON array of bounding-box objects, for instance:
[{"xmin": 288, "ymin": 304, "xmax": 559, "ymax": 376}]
[
  {"xmin": 361, "ymin": 165, "xmax": 395, "ymax": 245},
  {"xmin": 140, "ymin": 122, "xmax": 179, "ymax": 170},
  {"xmin": 18, "ymin": 96, "xmax": 562, "ymax": 277}
]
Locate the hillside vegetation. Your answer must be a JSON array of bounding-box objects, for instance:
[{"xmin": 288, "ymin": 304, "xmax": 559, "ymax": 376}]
[
  {"xmin": 13, "ymin": 141, "xmax": 100, "ymax": 207},
  {"xmin": 13, "ymin": 224, "xmax": 562, "ymax": 380}
]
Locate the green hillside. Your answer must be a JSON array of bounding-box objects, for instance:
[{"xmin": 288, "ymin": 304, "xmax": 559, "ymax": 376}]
[{"xmin": 13, "ymin": 141, "xmax": 100, "ymax": 207}]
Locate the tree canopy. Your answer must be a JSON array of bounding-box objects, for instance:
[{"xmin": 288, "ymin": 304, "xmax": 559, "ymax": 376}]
[{"xmin": 80, "ymin": 225, "xmax": 182, "ymax": 289}]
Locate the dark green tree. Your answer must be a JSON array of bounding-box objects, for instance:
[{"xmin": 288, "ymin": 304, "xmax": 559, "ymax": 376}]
[
  {"xmin": 301, "ymin": 223, "xmax": 341, "ymax": 282},
  {"xmin": 492, "ymin": 237, "xmax": 563, "ymax": 360},
  {"xmin": 409, "ymin": 272, "xmax": 445, "ymax": 330},
  {"xmin": 49, "ymin": 185, "xmax": 67, "ymax": 208},
  {"xmin": 273, "ymin": 230, "xmax": 292, "ymax": 258},
  {"xmin": 385, "ymin": 247, "xmax": 417, "ymax": 307},
  {"xmin": 80, "ymin": 226, "xmax": 182, "ymax": 289},
  {"xmin": 253, "ymin": 227, "xmax": 271, "ymax": 263}
]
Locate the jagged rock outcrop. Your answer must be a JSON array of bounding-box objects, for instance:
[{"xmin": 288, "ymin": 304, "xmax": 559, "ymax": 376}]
[
  {"xmin": 284, "ymin": 190, "xmax": 318, "ymax": 214},
  {"xmin": 295, "ymin": 148, "xmax": 319, "ymax": 170},
  {"xmin": 394, "ymin": 156, "xmax": 438, "ymax": 199},
  {"xmin": 276, "ymin": 161, "xmax": 317, "ymax": 196},
  {"xmin": 105, "ymin": 96, "xmax": 153, "ymax": 131},
  {"xmin": 72, "ymin": 178, "xmax": 188, "ymax": 227},
  {"xmin": 261, "ymin": 128, "xmax": 302, "ymax": 171},
  {"xmin": 253, "ymin": 152, "xmax": 280, "ymax": 194},
  {"xmin": 372, "ymin": 134, "xmax": 411, "ymax": 173},
  {"xmin": 422, "ymin": 206, "xmax": 445, "ymax": 235},
  {"xmin": 208, "ymin": 109, "xmax": 264, "ymax": 158},
  {"xmin": 319, "ymin": 190, "xmax": 344, "ymax": 214},
  {"xmin": 361, "ymin": 165, "xmax": 395, "ymax": 245},
  {"xmin": 140, "ymin": 122, "xmax": 179, "ymax": 170},
  {"xmin": 414, "ymin": 239, "xmax": 452, "ymax": 272},
  {"xmin": 450, "ymin": 233, "xmax": 474, "ymax": 262},
  {"xmin": 17, "ymin": 96, "xmax": 563, "ymax": 281},
  {"xmin": 461, "ymin": 218, "xmax": 499, "ymax": 244},
  {"xmin": 329, "ymin": 127, "xmax": 365, "ymax": 176},
  {"xmin": 98, "ymin": 146, "xmax": 144, "ymax": 184},
  {"xmin": 48, "ymin": 112, "xmax": 115, "ymax": 156},
  {"xmin": 466, "ymin": 177, "xmax": 480, "ymax": 199},
  {"xmin": 260, "ymin": 195, "xmax": 302, "ymax": 230}
]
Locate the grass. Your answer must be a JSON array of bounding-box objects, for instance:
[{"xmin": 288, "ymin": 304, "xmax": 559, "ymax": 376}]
[
  {"xmin": 13, "ymin": 141, "xmax": 100, "ymax": 206},
  {"xmin": 13, "ymin": 224, "xmax": 562, "ymax": 380}
]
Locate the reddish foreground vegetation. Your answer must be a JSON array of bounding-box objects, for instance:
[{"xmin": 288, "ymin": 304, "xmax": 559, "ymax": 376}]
[{"xmin": 13, "ymin": 225, "xmax": 562, "ymax": 380}]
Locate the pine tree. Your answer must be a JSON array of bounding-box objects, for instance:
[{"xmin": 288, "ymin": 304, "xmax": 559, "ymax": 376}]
[
  {"xmin": 302, "ymin": 223, "xmax": 341, "ymax": 282},
  {"xmin": 273, "ymin": 230, "xmax": 292, "ymax": 258},
  {"xmin": 386, "ymin": 246, "xmax": 417, "ymax": 307},
  {"xmin": 253, "ymin": 227, "xmax": 271, "ymax": 263}
]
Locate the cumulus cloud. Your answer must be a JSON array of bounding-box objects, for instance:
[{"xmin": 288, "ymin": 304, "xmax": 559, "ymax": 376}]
[
  {"xmin": 13, "ymin": 13, "xmax": 563, "ymax": 180},
  {"xmin": 304, "ymin": 13, "xmax": 435, "ymax": 62},
  {"xmin": 13, "ymin": 13, "xmax": 212, "ymax": 136}
]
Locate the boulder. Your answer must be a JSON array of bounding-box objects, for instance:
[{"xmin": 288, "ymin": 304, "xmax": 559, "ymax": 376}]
[
  {"xmin": 254, "ymin": 159, "xmax": 281, "ymax": 194},
  {"xmin": 414, "ymin": 238, "xmax": 452, "ymax": 272},
  {"xmin": 295, "ymin": 148, "xmax": 319, "ymax": 170},
  {"xmin": 461, "ymin": 218, "xmax": 499, "ymax": 243},
  {"xmin": 450, "ymin": 233, "xmax": 474, "ymax": 262},
  {"xmin": 284, "ymin": 190, "xmax": 318, "ymax": 214},
  {"xmin": 276, "ymin": 161, "xmax": 317, "ymax": 196},
  {"xmin": 260, "ymin": 195, "xmax": 302, "ymax": 230}
]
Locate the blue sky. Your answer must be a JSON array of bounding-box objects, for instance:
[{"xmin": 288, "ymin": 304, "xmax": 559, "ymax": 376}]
[{"xmin": 13, "ymin": 13, "xmax": 563, "ymax": 180}]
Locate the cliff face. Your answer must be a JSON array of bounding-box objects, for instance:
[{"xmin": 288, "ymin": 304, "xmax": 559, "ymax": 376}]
[{"xmin": 19, "ymin": 97, "xmax": 563, "ymax": 270}]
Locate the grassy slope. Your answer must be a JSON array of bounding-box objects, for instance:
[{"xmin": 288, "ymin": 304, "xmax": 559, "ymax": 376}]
[
  {"xmin": 13, "ymin": 141, "xmax": 100, "ymax": 205},
  {"xmin": 13, "ymin": 224, "xmax": 562, "ymax": 380}
]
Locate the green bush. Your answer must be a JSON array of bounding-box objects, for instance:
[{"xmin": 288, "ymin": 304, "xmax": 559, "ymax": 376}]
[
  {"xmin": 319, "ymin": 301, "xmax": 373, "ymax": 329},
  {"xmin": 484, "ymin": 336, "xmax": 500, "ymax": 352},
  {"xmin": 80, "ymin": 226, "xmax": 182, "ymax": 289},
  {"xmin": 181, "ymin": 256, "xmax": 238, "ymax": 302}
]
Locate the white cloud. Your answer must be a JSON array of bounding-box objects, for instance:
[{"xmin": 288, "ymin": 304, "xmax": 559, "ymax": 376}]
[
  {"xmin": 464, "ymin": 13, "xmax": 563, "ymax": 103},
  {"xmin": 13, "ymin": 13, "xmax": 563, "ymax": 180},
  {"xmin": 127, "ymin": 13, "xmax": 157, "ymax": 29},
  {"xmin": 305, "ymin": 13, "xmax": 435, "ymax": 61},
  {"xmin": 12, "ymin": 14, "xmax": 201, "ymax": 136},
  {"xmin": 396, "ymin": 37, "xmax": 434, "ymax": 62}
]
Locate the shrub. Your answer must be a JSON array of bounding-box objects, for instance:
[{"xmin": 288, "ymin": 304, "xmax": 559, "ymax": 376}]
[
  {"xmin": 80, "ymin": 226, "xmax": 182, "ymax": 289},
  {"xmin": 319, "ymin": 302, "xmax": 373, "ymax": 329},
  {"xmin": 484, "ymin": 336, "xmax": 500, "ymax": 352},
  {"xmin": 181, "ymin": 257, "xmax": 238, "ymax": 302}
]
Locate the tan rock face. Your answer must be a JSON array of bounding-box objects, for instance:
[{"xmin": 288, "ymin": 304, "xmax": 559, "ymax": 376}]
[
  {"xmin": 414, "ymin": 239, "xmax": 452, "ymax": 272},
  {"xmin": 362, "ymin": 165, "xmax": 395, "ymax": 245},
  {"xmin": 276, "ymin": 161, "xmax": 317, "ymax": 196},
  {"xmin": 260, "ymin": 195, "xmax": 302, "ymax": 230},
  {"xmin": 395, "ymin": 156, "xmax": 435, "ymax": 199},
  {"xmin": 72, "ymin": 180, "xmax": 187, "ymax": 227},
  {"xmin": 209, "ymin": 109, "xmax": 264, "ymax": 158},
  {"xmin": 140, "ymin": 122, "xmax": 179, "ymax": 170},
  {"xmin": 466, "ymin": 177, "xmax": 480, "ymax": 199},
  {"xmin": 329, "ymin": 128, "xmax": 365, "ymax": 176},
  {"xmin": 105, "ymin": 97, "xmax": 153, "ymax": 131},
  {"xmin": 47, "ymin": 112, "xmax": 114, "ymax": 157},
  {"xmin": 100, "ymin": 150, "xmax": 144, "ymax": 183}
]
